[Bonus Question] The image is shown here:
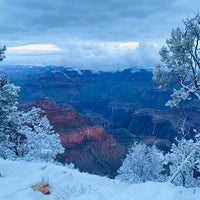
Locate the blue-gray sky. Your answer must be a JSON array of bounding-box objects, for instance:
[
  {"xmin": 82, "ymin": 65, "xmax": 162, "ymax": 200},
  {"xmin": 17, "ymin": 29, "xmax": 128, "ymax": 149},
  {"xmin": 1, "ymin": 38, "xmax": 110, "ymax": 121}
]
[{"xmin": 0, "ymin": 0, "xmax": 199, "ymax": 71}]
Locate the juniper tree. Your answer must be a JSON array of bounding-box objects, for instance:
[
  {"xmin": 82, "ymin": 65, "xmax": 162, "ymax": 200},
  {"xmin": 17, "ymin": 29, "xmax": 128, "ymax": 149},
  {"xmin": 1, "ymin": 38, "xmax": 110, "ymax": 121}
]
[
  {"xmin": 153, "ymin": 13, "xmax": 200, "ymax": 187},
  {"xmin": 153, "ymin": 13, "xmax": 200, "ymax": 107}
]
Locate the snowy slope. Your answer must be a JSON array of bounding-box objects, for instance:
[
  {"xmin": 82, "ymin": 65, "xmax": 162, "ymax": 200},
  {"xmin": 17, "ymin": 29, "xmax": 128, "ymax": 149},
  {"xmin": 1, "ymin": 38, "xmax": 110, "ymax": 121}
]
[{"xmin": 0, "ymin": 159, "xmax": 199, "ymax": 200}]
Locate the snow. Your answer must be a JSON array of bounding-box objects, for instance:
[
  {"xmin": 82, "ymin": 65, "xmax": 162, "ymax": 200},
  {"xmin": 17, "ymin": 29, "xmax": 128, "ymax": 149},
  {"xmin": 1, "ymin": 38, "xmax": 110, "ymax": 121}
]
[{"xmin": 0, "ymin": 159, "xmax": 199, "ymax": 200}]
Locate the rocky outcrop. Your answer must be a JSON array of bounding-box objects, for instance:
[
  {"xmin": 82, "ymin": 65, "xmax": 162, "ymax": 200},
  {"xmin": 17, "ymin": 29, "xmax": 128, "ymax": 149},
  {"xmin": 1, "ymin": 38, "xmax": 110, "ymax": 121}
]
[{"xmin": 59, "ymin": 126, "xmax": 113, "ymax": 149}]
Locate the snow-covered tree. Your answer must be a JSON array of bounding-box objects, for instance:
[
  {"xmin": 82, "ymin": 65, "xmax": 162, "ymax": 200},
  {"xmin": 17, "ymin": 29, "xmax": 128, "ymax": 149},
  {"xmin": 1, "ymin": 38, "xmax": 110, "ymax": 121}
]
[
  {"xmin": 0, "ymin": 45, "xmax": 6, "ymax": 62},
  {"xmin": 0, "ymin": 46, "xmax": 21, "ymax": 159},
  {"xmin": 165, "ymin": 137, "xmax": 200, "ymax": 187},
  {"xmin": 153, "ymin": 12, "xmax": 200, "ymax": 187},
  {"xmin": 116, "ymin": 143, "xmax": 166, "ymax": 183},
  {"xmin": 16, "ymin": 107, "xmax": 64, "ymax": 162},
  {"xmin": 153, "ymin": 13, "xmax": 200, "ymax": 107},
  {"xmin": 0, "ymin": 76, "xmax": 20, "ymax": 158},
  {"xmin": 0, "ymin": 46, "xmax": 64, "ymax": 161}
]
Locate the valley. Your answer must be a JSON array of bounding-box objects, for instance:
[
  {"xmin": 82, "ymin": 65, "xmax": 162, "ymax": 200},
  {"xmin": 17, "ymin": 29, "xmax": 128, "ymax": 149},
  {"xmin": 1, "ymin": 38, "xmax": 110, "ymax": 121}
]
[{"xmin": 2, "ymin": 65, "xmax": 200, "ymax": 177}]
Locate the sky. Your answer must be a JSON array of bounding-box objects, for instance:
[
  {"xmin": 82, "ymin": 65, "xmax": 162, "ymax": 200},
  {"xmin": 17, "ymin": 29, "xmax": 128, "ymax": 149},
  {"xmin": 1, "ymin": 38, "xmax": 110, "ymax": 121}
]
[{"xmin": 0, "ymin": 0, "xmax": 199, "ymax": 71}]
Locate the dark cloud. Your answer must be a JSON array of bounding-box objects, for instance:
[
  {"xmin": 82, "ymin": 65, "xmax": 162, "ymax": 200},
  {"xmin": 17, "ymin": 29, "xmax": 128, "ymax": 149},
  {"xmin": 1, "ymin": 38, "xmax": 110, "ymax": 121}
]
[
  {"xmin": 0, "ymin": 0, "xmax": 197, "ymax": 42},
  {"xmin": 0, "ymin": 0, "xmax": 199, "ymax": 69}
]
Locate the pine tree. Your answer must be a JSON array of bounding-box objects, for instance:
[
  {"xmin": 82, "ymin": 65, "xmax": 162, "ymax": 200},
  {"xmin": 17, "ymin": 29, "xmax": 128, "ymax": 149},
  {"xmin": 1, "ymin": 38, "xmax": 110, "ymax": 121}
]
[
  {"xmin": 0, "ymin": 45, "xmax": 6, "ymax": 62},
  {"xmin": 0, "ymin": 75, "xmax": 20, "ymax": 158},
  {"xmin": 0, "ymin": 46, "xmax": 20, "ymax": 159}
]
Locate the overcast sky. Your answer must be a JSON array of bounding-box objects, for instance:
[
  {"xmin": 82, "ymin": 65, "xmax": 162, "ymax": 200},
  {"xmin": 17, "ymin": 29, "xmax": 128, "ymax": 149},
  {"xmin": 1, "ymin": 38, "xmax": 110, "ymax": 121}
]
[{"xmin": 0, "ymin": 0, "xmax": 199, "ymax": 71}]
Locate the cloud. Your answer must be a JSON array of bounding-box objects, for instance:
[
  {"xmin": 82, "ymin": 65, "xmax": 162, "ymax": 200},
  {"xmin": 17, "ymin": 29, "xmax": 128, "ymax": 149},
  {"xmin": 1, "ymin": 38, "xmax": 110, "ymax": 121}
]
[
  {"xmin": 0, "ymin": 0, "xmax": 199, "ymax": 43},
  {"xmin": 0, "ymin": 0, "xmax": 199, "ymax": 70},
  {"xmin": 7, "ymin": 44, "xmax": 61, "ymax": 52},
  {"xmin": 3, "ymin": 41, "xmax": 160, "ymax": 71}
]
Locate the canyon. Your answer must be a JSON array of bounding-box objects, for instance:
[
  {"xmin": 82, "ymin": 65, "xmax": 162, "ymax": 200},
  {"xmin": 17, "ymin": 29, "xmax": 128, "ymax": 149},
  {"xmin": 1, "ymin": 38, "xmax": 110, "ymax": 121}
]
[{"xmin": 2, "ymin": 65, "xmax": 200, "ymax": 177}]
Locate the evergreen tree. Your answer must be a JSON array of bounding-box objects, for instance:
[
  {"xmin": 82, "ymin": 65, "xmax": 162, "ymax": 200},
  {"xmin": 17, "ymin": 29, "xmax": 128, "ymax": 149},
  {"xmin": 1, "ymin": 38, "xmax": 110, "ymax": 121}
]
[
  {"xmin": 0, "ymin": 46, "xmax": 64, "ymax": 161},
  {"xmin": 0, "ymin": 75, "xmax": 20, "ymax": 158},
  {"xmin": 0, "ymin": 45, "xmax": 6, "ymax": 61},
  {"xmin": 0, "ymin": 46, "xmax": 20, "ymax": 159}
]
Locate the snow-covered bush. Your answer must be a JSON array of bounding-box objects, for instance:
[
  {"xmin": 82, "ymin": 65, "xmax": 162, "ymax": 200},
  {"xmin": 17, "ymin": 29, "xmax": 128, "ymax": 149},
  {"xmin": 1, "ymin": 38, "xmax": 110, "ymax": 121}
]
[
  {"xmin": 165, "ymin": 137, "xmax": 200, "ymax": 187},
  {"xmin": 117, "ymin": 143, "xmax": 166, "ymax": 183}
]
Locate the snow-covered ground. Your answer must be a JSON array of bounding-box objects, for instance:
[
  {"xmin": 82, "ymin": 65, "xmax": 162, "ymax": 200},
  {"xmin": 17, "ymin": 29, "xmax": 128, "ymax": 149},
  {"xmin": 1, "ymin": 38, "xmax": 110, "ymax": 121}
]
[{"xmin": 0, "ymin": 159, "xmax": 199, "ymax": 200}]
